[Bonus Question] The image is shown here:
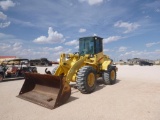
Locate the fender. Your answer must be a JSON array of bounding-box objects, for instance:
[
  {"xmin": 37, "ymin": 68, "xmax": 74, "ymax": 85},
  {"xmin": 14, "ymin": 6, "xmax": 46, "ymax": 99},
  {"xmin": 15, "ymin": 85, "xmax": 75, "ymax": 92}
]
[
  {"xmin": 66, "ymin": 56, "xmax": 86, "ymax": 83},
  {"xmin": 101, "ymin": 60, "xmax": 112, "ymax": 70}
]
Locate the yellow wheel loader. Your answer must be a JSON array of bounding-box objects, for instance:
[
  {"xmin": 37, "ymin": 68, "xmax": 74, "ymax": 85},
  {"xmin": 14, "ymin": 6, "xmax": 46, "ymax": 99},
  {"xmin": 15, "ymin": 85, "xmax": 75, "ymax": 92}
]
[{"xmin": 17, "ymin": 36, "xmax": 118, "ymax": 109}]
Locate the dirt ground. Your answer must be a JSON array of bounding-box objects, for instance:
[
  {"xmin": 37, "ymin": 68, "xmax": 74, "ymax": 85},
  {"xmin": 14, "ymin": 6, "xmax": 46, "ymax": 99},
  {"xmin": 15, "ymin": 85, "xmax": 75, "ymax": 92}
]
[{"xmin": 0, "ymin": 65, "xmax": 160, "ymax": 120}]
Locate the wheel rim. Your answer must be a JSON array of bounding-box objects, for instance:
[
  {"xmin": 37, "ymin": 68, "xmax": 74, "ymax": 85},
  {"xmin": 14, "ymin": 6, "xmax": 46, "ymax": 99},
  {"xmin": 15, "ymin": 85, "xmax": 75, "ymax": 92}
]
[
  {"xmin": 110, "ymin": 70, "xmax": 115, "ymax": 80},
  {"xmin": 87, "ymin": 73, "xmax": 95, "ymax": 87}
]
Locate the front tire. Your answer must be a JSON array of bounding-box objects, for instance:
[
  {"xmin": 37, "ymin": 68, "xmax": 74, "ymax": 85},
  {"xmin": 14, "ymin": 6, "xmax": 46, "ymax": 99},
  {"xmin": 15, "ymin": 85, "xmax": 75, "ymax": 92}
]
[
  {"xmin": 76, "ymin": 66, "xmax": 96, "ymax": 94},
  {"xmin": 102, "ymin": 66, "xmax": 117, "ymax": 85}
]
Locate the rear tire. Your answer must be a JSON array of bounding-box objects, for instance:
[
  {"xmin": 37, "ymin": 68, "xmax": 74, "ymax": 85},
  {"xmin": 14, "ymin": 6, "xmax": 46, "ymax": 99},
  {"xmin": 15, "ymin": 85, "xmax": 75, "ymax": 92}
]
[
  {"xmin": 15, "ymin": 71, "xmax": 19, "ymax": 77},
  {"xmin": 0, "ymin": 74, "xmax": 4, "ymax": 82},
  {"xmin": 102, "ymin": 66, "xmax": 117, "ymax": 85},
  {"xmin": 76, "ymin": 66, "xmax": 96, "ymax": 94}
]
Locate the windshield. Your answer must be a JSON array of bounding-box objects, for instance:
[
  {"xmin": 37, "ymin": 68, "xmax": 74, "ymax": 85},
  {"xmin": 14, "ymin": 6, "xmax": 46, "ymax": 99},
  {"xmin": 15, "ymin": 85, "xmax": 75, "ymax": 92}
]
[{"xmin": 79, "ymin": 37, "xmax": 94, "ymax": 55}]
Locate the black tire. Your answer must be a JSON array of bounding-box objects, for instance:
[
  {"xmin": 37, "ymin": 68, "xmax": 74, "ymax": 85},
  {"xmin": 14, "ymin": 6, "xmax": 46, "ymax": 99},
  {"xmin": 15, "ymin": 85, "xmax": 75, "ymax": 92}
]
[
  {"xmin": 15, "ymin": 71, "xmax": 19, "ymax": 77},
  {"xmin": 52, "ymin": 66, "xmax": 59, "ymax": 75},
  {"xmin": 76, "ymin": 66, "xmax": 96, "ymax": 94},
  {"xmin": 102, "ymin": 66, "xmax": 117, "ymax": 85},
  {"xmin": 0, "ymin": 73, "xmax": 4, "ymax": 82}
]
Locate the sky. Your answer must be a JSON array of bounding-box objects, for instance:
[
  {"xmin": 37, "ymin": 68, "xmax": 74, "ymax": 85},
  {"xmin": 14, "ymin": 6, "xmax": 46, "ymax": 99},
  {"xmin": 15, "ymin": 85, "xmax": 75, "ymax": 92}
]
[{"xmin": 0, "ymin": 0, "xmax": 160, "ymax": 61}]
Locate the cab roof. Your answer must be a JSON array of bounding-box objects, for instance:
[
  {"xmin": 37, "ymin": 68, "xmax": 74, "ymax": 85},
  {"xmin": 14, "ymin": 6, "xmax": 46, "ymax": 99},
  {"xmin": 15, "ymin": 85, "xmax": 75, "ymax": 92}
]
[{"xmin": 79, "ymin": 36, "xmax": 103, "ymax": 40}]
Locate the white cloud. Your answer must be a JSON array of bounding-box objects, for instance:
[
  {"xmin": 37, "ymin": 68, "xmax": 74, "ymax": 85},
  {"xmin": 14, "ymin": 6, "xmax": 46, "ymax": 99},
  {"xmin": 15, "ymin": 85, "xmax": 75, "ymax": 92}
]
[
  {"xmin": 0, "ymin": 32, "xmax": 72, "ymax": 61},
  {"xmin": 41, "ymin": 46, "xmax": 73, "ymax": 59},
  {"xmin": 43, "ymin": 46, "xmax": 63, "ymax": 51},
  {"xmin": 79, "ymin": 0, "xmax": 103, "ymax": 5},
  {"xmin": 114, "ymin": 21, "xmax": 140, "ymax": 33},
  {"xmin": 145, "ymin": 15, "xmax": 151, "ymax": 19},
  {"xmin": 65, "ymin": 40, "xmax": 78, "ymax": 46},
  {"xmin": 120, "ymin": 50, "xmax": 160, "ymax": 60},
  {"xmin": 103, "ymin": 36, "xmax": 122, "ymax": 44},
  {"xmin": 104, "ymin": 49, "xmax": 110, "ymax": 52},
  {"xmin": 155, "ymin": 49, "xmax": 160, "ymax": 52},
  {"xmin": 0, "ymin": 41, "xmax": 64, "ymax": 60},
  {"xmin": 75, "ymin": 45, "xmax": 79, "ymax": 50},
  {"xmin": 146, "ymin": 42, "xmax": 160, "ymax": 47},
  {"xmin": 155, "ymin": 9, "xmax": 160, "ymax": 12},
  {"xmin": 93, "ymin": 33, "xmax": 97, "ymax": 36},
  {"xmin": 0, "ymin": 21, "xmax": 10, "ymax": 28},
  {"xmin": 0, "ymin": 32, "xmax": 15, "ymax": 40},
  {"xmin": 33, "ymin": 27, "xmax": 65, "ymax": 44},
  {"xmin": 53, "ymin": 46, "xmax": 63, "ymax": 51},
  {"xmin": 0, "ymin": 12, "xmax": 10, "ymax": 28},
  {"xmin": 118, "ymin": 46, "xmax": 127, "ymax": 52},
  {"xmin": 79, "ymin": 28, "xmax": 86, "ymax": 33},
  {"xmin": 11, "ymin": 18, "xmax": 35, "ymax": 27},
  {"xmin": 42, "ymin": 46, "xmax": 63, "ymax": 52},
  {"xmin": 0, "ymin": 0, "xmax": 15, "ymax": 10},
  {"xmin": 42, "ymin": 47, "xmax": 54, "ymax": 51},
  {"xmin": 65, "ymin": 49, "xmax": 72, "ymax": 53},
  {"xmin": 0, "ymin": 43, "xmax": 10, "ymax": 51},
  {"xmin": 13, "ymin": 42, "xmax": 22, "ymax": 50},
  {"xmin": 52, "ymin": 48, "xmax": 72, "ymax": 56},
  {"xmin": 0, "ymin": 42, "xmax": 22, "ymax": 55},
  {"xmin": 0, "ymin": 11, "xmax": 7, "ymax": 20}
]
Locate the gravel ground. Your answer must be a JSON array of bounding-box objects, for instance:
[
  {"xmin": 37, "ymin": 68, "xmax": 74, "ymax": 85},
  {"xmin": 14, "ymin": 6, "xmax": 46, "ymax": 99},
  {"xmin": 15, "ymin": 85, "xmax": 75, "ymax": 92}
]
[{"xmin": 0, "ymin": 65, "xmax": 160, "ymax": 120}]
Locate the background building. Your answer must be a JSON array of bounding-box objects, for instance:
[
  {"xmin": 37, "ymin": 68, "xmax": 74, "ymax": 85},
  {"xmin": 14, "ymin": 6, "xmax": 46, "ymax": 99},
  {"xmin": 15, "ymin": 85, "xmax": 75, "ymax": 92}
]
[{"xmin": 0, "ymin": 56, "xmax": 17, "ymax": 64}]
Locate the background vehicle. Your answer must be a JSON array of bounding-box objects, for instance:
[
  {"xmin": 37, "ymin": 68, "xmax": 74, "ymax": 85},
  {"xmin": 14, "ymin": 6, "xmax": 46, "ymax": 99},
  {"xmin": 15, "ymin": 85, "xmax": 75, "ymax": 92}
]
[
  {"xmin": 30, "ymin": 58, "xmax": 52, "ymax": 66},
  {"xmin": 29, "ymin": 59, "xmax": 40, "ymax": 66},
  {"xmin": 0, "ymin": 66, "xmax": 7, "ymax": 82},
  {"xmin": 139, "ymin": 61, "xmax": 153, "ymax": 66},
  {"xmin": 0, "ymin": 59, "xmax": 37, "ymax": 81},
  {"xmin": 18, "ymin": 36, "xmax": 118, "ymax": 109}
]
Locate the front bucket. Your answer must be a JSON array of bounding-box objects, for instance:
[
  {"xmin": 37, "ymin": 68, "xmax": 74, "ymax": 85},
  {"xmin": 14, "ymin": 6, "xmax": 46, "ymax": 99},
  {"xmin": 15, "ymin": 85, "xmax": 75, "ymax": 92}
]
[{"xmin": 17, "ymin": 73, "xmax": 71, "ymax": 109}]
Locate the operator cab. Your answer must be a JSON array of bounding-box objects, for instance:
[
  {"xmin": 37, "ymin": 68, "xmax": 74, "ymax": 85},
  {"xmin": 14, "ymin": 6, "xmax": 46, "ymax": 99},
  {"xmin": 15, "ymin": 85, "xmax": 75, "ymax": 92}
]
[{"xmin": 79, "ymin": 36, "xmax": 103, "ymax": 56}]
